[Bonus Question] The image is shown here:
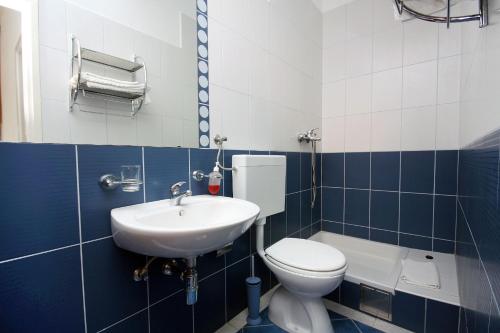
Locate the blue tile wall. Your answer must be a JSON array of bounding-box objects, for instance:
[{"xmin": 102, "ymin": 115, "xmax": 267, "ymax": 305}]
[
  {"xmin": 321, "ymin": 151, "xmax": 458, "ymax": 252},
  {"xmin": 456, "ymin": 129, "xmax": 500, "ymax": 333},
  {"xmin": 0, "ymin": 142, "xmax": 319, "ymax": 332}
]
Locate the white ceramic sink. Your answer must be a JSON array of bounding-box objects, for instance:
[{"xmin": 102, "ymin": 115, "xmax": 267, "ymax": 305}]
[{"xmin": 111, "ymin": 195, "xmax": 260, "ymax": 258}]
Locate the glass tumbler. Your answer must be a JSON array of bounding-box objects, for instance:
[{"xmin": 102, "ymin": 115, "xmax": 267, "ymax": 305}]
[{"xmin": 120, "ymin": 165, "xmax": 142, "ymax": 192}]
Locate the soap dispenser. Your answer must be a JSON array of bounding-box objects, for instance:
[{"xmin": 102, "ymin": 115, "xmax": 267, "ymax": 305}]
[{"xmin": 208, "ymin": 166, "xmax": 222, "ymax": 195}]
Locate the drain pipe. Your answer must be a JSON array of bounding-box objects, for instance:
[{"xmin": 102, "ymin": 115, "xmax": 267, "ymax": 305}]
[
  {"xmin": 184, "ymin": 257, "xmax": 198, "ymax": 305},
  {"xmin": 255, "ymin": 218, "xmax": 266, "ymax": 259}
]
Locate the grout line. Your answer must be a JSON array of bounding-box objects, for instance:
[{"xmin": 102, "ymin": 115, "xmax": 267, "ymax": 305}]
[
  {"xmin": 424, "ymin": 298, "xmax": 428, "ymax": 333},
  {"xmin": 0, "ymin": 243, "xmax": 81, "ymax": 265},
  {"xmin": 431, "ymin": 150, "xmax": 437, "ymax": 251},
  {"xmin": 76, "ymin": 146, "xmax": 88, "ymax": 333},
  {"xmin": 96, "ymin": 307, "xmax": 149, "ymax": 333},
  {"xmin": 142, "ymin": 147, "xmax": 147, "ymax": 203},
  {"xmin": 81, "ymin": 235, "xmax": 113, "ymax": 245}
]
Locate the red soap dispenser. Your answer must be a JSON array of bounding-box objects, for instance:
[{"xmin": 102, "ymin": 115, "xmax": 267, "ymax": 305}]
[{"xmin": 208, "ymin": 166, "xmax": 222, "ymax": 195}]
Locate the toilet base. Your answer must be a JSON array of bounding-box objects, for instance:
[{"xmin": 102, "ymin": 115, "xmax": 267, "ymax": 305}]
[{"xmin": 268, "ymin": 286, "xmax": 334, "ymax": 333}]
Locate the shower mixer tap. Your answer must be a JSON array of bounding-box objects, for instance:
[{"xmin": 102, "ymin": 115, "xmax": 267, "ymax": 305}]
[
  {"xmin": 298, "ymin": 128, "xmax": 321, "ymax": 143},
  {"xmin": 298, "ymin": 129, "xmax": 321, "ymax": 209}
]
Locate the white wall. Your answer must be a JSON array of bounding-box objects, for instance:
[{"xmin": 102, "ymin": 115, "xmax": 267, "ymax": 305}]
[
  {"xmin": 321, "ymin": 0, "xmax": 461, "ymax": 152},
  {"xmin": 207, "ymin": 0, "xmax": 323, "ymax": 151},
  {"xmin": 458, "ymin": 0, "xmax": 500, "ymax": 147},
  {"xmin": 0, "ymin": 7, "xmax": 22, "ymax": 141},
  {"xmin": 38, "ymin": 0, "xmax": 198, "ymax": 147}
]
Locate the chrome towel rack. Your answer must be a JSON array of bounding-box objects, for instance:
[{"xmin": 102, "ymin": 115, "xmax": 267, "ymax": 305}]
[
  {"xmin": 394, "ymin": 0, "xmax": 488, "ymax": 28},
  {"xmin": 70, "ymin": 36, "xmax": 148, "ymax": 117}
]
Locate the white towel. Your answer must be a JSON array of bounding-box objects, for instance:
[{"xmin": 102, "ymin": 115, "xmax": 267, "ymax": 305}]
[
  {"xmin": 70, "ymin": 72, "xmax": 150, "ymax": 101},
  {"xmin": 400, "ymin": 259, "xmax": 440, "ymax": 289}
]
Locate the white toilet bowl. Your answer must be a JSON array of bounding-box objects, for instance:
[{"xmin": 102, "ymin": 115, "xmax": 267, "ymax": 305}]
[{"xmin": 261, "ymin": 235, "xmax": 347, "ymax": 333}]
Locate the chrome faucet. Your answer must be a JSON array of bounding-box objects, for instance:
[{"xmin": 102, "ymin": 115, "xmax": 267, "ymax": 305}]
[{"xmin": 170, "ymin": 181, "xmax": 192, "ymax": 206}]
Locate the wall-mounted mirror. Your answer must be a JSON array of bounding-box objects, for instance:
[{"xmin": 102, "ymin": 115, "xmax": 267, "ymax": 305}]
[{"xmin": 0, "ymin": 0, "xmax": 207, "ymax": 148}]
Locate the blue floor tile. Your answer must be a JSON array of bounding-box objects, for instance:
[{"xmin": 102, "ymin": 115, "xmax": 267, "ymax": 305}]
[{"xmin": 242, "ymin": 308, "xmax": 381, "ymax": 333}]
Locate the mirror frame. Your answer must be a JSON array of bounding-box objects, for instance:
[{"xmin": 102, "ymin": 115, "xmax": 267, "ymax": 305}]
[{"xmin": 197, "ymin": 0, "xmax": 210, "ymax": 148}]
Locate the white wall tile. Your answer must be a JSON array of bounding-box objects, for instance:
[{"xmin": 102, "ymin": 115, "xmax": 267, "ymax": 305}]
[
  {"xmin": 438, "ymin": 56, "xmax": 461, "ymax": 105},
  {"xmin": 371, "ymin": 109, "xmax": 401, "ymax": 151},
  {"xmin": 373, "ymin": 27, "xmax": 403, "ymax": 72},
  {"xmin": 346, "ymin": 36, "xmax": 373, "ymax": 77},
  {"xmin": 66, "ymin": 4, "xmax": 104, "ymax": 52},
  {"xmin": 39, "ymin": 46, "xmax": 69, "ymax": 102},
  {"xmin": 347, "ymin": 74, "xmax": 371, "ymax": 115},
  {"xmin": 322, "ymin": 116, "xmax": 345, "ymax": 153},
  {"xmin": 323, "ymin": 6, "xmax": 346, "ymax": 47},
  {"xmin": 439, "ymin": 24, "xmax": 462, "ymax": 58},
  {"xmin": 401, "ymin": 106, "xmax": 436, "ymax": 151},
  {"xmin": 42, "ymin": 99, "xmax": 70, "ymax": 143},
  {"xmin": 39, "ymin": 0, "xmax": 67, "ymax": 51},
  {"xmin": 249, "ymin": 97, "xmax": 273, "ymax": 151},
  {"xmin": 436, "ymin": 103, "xmax": 459, "ymax": 150},
  {"xmin": 372, "ymin": 68, "xmax": 402, "ymax": 112},
  {"xmin": 69, "ymin": 109, "xmax": 107, "ymax": 145},
  {"xmin": 346, "ymin": 0, "xmax": 373, "ymax": 40},
  {"xmin": 402, "ymin": 61, "xmax": 438, "ymax": 108},
  {"xmin": 323, "ymin": 80, "xmax": 346, "ymax": 118},
  {"xmin": 323, "ymin": 42, "xmax": 346, "ymax": 82},
  {"xmin": 403, "ymin": 20, "xmax": 438, "ymax": 66},
  {"xmin": 345, "ymin": 113, "xmax": 371, "ymax": 152},
  {"xmin": 137, "ymin": 114, "xmax": 163, "ymax": 147},
  {"xmin": 107, "ymin": 115, "xmax": 138, "ymax": 146}
]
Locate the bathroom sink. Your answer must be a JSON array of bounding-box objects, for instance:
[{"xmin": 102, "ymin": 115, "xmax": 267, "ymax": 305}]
[{"xmin": 111, "ymin": 195, "xmax": 260, "ymax": 258}]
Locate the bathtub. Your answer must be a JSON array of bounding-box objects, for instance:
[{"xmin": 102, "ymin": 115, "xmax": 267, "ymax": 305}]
[
  {"xmin": 310, "ymin": 231, "xmax": 460, "ymax": 306},
  {"xmin": 310, "ymin": 231, "xmax": 407, "ymax": 294}
]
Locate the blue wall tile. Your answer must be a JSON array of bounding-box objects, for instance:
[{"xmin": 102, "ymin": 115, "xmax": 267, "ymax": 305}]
[
  {"xmin": 144, "ymin": 147, "xmax": 189, "ymax": 202},
  {"xmin": 322, "ymin": 153, "xmax": 344, "ymax": 187},
  {"xmin": 345, "ymin": 189, "xmax": 369, "ymax": 227},
  {"xmin": 226, "ymin": 258, "xmax": 250, "ymax": 320},
  {"xmin": 301, "ymin": 153, "xmax": 312, "ymax": 190},
  {"xmin": 0, "ymin": 246, "xmax": 85, "ymax": 332},
  {"xmin": 286, "ymin": 152, "xmax": 300, "ymax": 193},
  {"xmin": 392, "ymin": 291, "xmax": 425, "ymax": 333},
  {"xmin": 426, "ymin": 299, "xmax": 459, "ymax": 333},
  {"xmin": 435, "ymin": 150, "xmax": 458, "ymax": 195},
  {"xmin": 370, "ymin": 229, "xmax": 398, "ymax": 245},
  {"xmin": 312, "ymin": 221, "xmax": 321, "ymax": 234},
  {"xmin": 323, "ymin": 187, "xmax": 344, "ymax": 222},
  {"xmin": 105, "ymin": 310, "xmax": 148, "ymax": 333},
  {"xmin": 344, "ymin": 224, "xmax": 369, "ymax": 240},
  {"xmin": 322, "ymin": 220, "xmax": 343, "ymax": 234},
  {"xmin": 150, "ymin": 291, "xmax": 192, "ymax": 333},
  {"xmin": 253, "ymin": 255, "xmax": 271, "ymax": 294},
  {"xmin": 345, "ymin": 153, "xmax": 370, "ymax": 189},
  {"xmin": 371, "ymin": 152, "xmax": 399, "ymax": 191},
  {"xmin": 271, "ymin": 212, "xmax": 286, "ymax": 245},
  {"xmin": 433, "ymin": 239, "xmax": 455, "ymax": 253},
  {"xmin": 0, "ymin": 143, "xmax": 79, "ymax": 261},
  {"xmin": 434, "ymin": 195, "xmax": 456, "ymax": 240},
  {"xmin": 400, "ymin": 193, "xmax": 433, "ymax": 237},
  {"xmin": 286, "ymin": 193, "xmax": 301, "ymax": 234},
  {"xmin": 189, "ymin": 148, "xmax": 219, "ymax": 195},
  {"xmin": 78, "ymin": 145, "xmax": 143, "ymax": 241},
  {"xmin": 148, "ymin": 260, "xmax": 185, "ymax": 304},
  {"xmin": 300, "ymin": 190, "xmax": 312, "ymax": 228},
  {"xmin": 197, "ymin": 251, "xmax": 224, "ymax": 279},
  {"xmin": 82, "ymin": 238, "xmax": 147, "ymax": 332},
  {"xmin": 370, "ymin": 191, "xmax": 398, "ymax": 231},
  {"xmin": 312, "ymin": 189, "xmax": 322, "ymax": 222},
  {"xmin": 226, "ymin": 229, "xmax": 251, "ymax": 265},
  {"xmin": 401, "ymin": 151, "xmax": 435, "ymax": 193},
  {"xmin": 194, "ymin": 270, "xmax": 226, "ymax": 333},
  {"xmin": 399, "ymin": 233, "xmax": 432, "ymax": 251}
]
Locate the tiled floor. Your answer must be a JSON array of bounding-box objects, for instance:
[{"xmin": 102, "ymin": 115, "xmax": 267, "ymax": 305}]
[{"xmin": 240, "ymin": 308, "xmax": 383, "ymax": 333}]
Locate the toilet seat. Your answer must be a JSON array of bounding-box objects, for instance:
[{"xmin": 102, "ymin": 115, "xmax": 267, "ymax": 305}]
[{"xmin": 265, "ymin": 238, "xmax": 347, "ymax": 276}]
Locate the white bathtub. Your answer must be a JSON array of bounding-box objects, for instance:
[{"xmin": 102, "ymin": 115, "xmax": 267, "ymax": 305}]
[
  {"xmin": 309, "ymin": 231, "xmax": 460, "ymax": 306},
  {"xmin": 310, "ymin": 231, "xmax": 408, "ymax": 294}
]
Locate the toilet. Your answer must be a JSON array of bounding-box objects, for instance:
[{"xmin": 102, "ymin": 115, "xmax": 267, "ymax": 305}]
[{"xmin": 232, "ymin": 155, "xmax": 347, "ymax": 333}]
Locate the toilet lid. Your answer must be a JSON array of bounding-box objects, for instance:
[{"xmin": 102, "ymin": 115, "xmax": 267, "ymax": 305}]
[{"xmin": 265, "ymin": 238, "xmax": 346, "ymax": 272}]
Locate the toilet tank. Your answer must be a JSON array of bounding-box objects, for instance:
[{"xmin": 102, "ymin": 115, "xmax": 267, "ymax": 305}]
[{"xmin": 232, "ymin": 155, "xmax": 286, "ymax": 219}]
